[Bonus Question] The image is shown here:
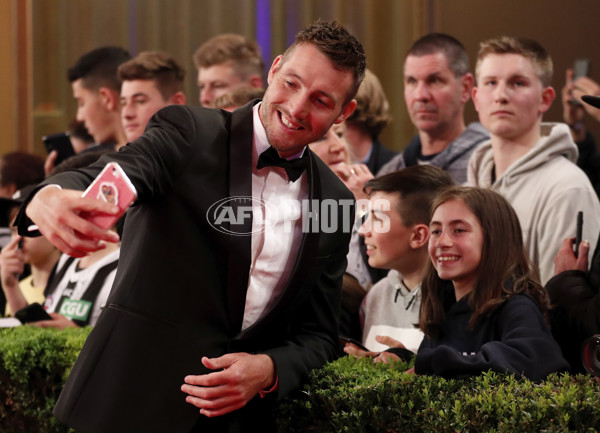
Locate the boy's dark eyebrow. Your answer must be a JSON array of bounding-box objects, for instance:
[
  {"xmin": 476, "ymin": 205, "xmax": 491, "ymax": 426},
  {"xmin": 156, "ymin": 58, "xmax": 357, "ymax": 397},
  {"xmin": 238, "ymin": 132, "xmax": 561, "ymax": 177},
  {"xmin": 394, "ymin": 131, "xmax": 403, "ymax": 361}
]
[
  {"xmin": 120, "ymin": 91, "xmax": 148, "ymax": 101},
  {"xmin": 370, "ymin": 208, "xmax": 386, "ymax": 218},
  {"xmin": 372, "ymin": 207, "xmax": 388, "ymax": 213}
]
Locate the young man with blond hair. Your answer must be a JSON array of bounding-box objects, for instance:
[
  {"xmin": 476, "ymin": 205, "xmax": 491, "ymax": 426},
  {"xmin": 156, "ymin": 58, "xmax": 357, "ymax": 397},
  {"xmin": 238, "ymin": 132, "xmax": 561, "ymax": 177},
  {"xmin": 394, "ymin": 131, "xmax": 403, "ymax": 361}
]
[
  {"xmin": 468, "ymin": 36, "xmax": 600, "ymax": 284},
  {"xmin": 193, "ymin": 33, "xmax": 265, "ymax": 107},
  {"xmin": 118, "ymin": 51, "xmax": 187, "ymax": 142}
]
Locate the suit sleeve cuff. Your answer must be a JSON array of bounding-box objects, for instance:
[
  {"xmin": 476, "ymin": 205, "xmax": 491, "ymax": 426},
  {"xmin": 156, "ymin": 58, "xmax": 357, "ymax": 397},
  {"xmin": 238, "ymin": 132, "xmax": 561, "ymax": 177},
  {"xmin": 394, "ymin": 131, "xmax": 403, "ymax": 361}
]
[{"xmin": 15, "ymin": 184, "xmax": 62, "ymax": 237}]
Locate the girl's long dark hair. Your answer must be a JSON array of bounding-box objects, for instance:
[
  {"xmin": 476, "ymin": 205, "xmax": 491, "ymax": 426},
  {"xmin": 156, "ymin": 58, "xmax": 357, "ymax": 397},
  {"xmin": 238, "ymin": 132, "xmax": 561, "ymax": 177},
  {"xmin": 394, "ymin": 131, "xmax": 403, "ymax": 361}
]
[{"xmin": 419, "ymin": 187, "xmax": 549, "ymax": 339}]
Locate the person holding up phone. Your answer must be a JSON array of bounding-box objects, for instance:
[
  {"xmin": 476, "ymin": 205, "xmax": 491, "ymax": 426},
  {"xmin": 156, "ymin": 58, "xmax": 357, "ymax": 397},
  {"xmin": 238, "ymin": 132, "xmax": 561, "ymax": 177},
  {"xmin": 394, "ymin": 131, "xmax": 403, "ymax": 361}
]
[
  {"xmin": 0, "ymin": 184, "xmax": 60, "ymax": 317},
  {"xmin": 547, "ymin": 95, "xmax": 600, "ymax": 374},
  {"xmin": 547, "ymin": 230, "xmax": 600, "ymax": 374},
  {"xmin": 1, "ymin": 151, "xmax": 120, "ymax": 330},
  {"xmin": 561, "ymin": 61, "xmax": 600, "ymax": 197}
]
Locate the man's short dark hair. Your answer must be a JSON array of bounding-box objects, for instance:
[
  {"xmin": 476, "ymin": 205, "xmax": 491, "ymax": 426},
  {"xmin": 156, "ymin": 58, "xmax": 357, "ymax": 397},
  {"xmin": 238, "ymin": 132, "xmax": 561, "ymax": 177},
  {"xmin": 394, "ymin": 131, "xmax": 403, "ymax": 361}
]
[
  {"xmin": 118, "ymin": 51, "xmax": 186, "ymax": 100},
  {"xmin": 67, "ymin": 46, "xmax": 131, "ymax": 92},
  {"xmin": 283, "ymin": 20, "xmax": 366, "ymax": 104},
  {"xmin": 364, "ymin": 165, "xmax": 454, "ymax": 227},
  {"xmin": 407, "ymin": 33, "xmax": 470, "ymax": 77}
]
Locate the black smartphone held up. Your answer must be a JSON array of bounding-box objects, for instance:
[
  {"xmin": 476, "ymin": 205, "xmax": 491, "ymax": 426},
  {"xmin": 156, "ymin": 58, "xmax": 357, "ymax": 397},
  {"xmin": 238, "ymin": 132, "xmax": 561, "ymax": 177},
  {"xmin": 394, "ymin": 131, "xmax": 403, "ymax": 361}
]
[
  {"xmin": 339, "ymin": 335, "xmax": 369, "ymax": 352},
  {"xmin": 42, "ymin": 132, "xmax": 76, "ymax": 166},
  {"xmin": 14, "ymin": 302, "xmax": 52, "ymax": 324},
  {"xmin": 575, "ymin": 211, "xmax": 583, "ymax": 258}
]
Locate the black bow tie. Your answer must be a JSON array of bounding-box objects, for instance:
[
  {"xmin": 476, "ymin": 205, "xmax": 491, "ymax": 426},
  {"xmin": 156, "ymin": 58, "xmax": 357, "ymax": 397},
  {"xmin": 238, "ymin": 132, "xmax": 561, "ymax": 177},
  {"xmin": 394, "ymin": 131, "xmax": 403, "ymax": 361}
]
[{"xmin": 256, "ymin": 146, "xmax": 308, "ymax": 182}]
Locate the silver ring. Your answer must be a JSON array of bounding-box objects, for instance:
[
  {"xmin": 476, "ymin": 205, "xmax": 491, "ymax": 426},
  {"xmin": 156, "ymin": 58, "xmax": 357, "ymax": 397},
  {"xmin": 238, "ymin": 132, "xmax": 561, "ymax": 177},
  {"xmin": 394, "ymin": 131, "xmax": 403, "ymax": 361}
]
[{"xmin": 350, "ymin": 168, "xmax": 356, "ymax": 175}]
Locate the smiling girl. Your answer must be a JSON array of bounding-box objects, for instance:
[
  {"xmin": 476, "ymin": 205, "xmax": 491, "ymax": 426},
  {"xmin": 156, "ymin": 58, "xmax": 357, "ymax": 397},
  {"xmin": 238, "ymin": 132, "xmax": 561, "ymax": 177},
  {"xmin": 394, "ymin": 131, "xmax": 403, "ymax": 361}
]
[{"xmin": 415, "ymin": 186, "xmax": 568, "ymax": 381}]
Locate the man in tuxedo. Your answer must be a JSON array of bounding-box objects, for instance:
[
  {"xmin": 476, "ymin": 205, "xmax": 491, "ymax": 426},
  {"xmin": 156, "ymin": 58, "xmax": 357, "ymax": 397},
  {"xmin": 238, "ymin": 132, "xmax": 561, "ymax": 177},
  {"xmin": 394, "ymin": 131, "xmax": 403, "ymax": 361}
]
[{"xmin": 17, "ymin": 20, "xmax": 365, "ymax": 433}]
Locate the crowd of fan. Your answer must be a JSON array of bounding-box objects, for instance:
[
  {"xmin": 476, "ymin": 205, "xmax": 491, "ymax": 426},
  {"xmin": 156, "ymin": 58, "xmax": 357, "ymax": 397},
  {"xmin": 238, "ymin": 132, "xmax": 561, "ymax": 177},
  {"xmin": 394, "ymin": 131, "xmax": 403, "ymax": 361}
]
[{"xmin": 2, "ymin": 28, "xmax": 600, "ymax": 389}]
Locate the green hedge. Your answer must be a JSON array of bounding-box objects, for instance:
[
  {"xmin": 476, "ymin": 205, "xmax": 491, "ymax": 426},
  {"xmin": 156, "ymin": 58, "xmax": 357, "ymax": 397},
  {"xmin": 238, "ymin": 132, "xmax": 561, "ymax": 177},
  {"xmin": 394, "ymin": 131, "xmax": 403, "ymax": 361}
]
[
  {"xmin": 2, "ymin": 327, "xmax": 599, "ymax": 432},
  {"xmin": 276, "ymin": 356, "xmax": 600, "ymax": 432},
  {"xmin": 0, "ymin": 326, "xmax": 90, "ymax": 433}
]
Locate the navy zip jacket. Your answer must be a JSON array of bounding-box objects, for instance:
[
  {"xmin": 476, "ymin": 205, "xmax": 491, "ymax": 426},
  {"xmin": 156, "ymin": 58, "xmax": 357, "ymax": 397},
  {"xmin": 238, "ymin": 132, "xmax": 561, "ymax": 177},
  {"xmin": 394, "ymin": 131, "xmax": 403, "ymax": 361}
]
[{"xmin": 415, "ymin": 293, "xmax": 569, "ymax": 381}]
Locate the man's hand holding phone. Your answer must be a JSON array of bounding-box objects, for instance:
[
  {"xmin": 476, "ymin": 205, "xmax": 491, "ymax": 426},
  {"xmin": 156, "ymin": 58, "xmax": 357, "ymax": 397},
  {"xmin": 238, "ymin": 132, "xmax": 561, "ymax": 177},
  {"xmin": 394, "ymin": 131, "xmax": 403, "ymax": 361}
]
[
  {"xmin": 26, "ymin": 186, "xmax": 121, "ymax": 258},
  {"xmin": 80, "ymin": 162, "xmax": 137, "ymax": 229},
  {"xmin": 553, "ymin": 211, "xmax": 589, "ymax": 276},
  {"xmin": 26, "ymin": 163, "xmax": 135, "ymax": 257},
  {"xmin": 554, "ymin": 237, "xmax": 590, "ymax": 276}
]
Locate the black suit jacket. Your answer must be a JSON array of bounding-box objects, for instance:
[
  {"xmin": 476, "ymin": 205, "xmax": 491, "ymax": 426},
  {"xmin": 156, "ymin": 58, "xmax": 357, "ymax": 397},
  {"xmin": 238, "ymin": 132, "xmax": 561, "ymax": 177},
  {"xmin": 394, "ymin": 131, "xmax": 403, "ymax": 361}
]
[{"xmin": 17, "ymin": 102, "xmax": 354, "ymax": 433}]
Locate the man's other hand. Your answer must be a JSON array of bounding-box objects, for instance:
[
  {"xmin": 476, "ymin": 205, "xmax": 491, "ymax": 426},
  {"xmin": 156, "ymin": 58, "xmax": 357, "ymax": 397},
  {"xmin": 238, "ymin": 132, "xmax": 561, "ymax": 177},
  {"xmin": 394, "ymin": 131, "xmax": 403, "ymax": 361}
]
[{"xmin": 181, "ymin": 353, "xmax": 276, "ymax": 417}]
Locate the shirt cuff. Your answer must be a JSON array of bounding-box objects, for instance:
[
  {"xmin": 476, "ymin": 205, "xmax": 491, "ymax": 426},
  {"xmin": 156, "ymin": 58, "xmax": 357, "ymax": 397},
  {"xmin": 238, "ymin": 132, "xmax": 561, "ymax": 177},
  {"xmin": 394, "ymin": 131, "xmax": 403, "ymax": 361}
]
[
  {"xmin": 258, "ymin": 375, "xmax": 279, "ymax": 398},
  {"xmin": 40, "ymin": 184, "xmax": 62, "ymax": 191}
]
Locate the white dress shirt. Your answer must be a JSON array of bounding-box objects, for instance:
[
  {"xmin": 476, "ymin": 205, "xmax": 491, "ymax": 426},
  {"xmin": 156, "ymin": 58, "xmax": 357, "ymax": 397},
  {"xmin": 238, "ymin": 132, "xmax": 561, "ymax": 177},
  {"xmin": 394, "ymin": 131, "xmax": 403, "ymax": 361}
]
[{"xmin": 241, "ymin": 103, "xmax": 309, "ymax": 330}]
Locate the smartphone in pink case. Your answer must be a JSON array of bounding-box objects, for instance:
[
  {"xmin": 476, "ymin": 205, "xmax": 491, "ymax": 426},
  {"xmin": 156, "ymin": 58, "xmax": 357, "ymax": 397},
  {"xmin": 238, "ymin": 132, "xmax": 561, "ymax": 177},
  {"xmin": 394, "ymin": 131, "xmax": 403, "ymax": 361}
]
[{"xmin": 81, "ymin": 162, "xmax": 137, "ymax": 229}]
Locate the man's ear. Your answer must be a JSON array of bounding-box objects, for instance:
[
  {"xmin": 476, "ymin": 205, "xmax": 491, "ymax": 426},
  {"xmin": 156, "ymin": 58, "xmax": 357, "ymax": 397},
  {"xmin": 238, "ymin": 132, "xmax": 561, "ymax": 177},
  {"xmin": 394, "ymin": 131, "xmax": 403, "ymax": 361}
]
[
  {"xmin": 461, "ymin": 73, "xmax": 475, "ymax": 104},
  {"xmin": 334, "ymin": 99, "xmax": 357, "ymax": 124},
  {"xmin": 540, "ymin": 86, "xmax": 556, "ymax": 114},
  {"xmin": 472, "ymin": 86, "xmax": 480, "ymax": 113},
  {"xmin": 99, "ymin": 87, "xmax": 119, "ymax": 111},
  {"xmin": 410, "ymin": 224, "xmax": 429, "ymax": 249},
  {"xmin": 169, "ymin": 91, "xmax": 186, "ymax": 105},
  {"xmin": 266, "ymin": 55, "xmax": 283, "ymax": 86}
]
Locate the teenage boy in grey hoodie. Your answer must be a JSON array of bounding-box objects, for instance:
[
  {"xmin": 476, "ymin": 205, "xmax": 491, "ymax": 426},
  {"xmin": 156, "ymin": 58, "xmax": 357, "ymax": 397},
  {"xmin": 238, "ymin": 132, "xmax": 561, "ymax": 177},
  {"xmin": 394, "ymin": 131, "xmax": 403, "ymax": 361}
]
[{"xmin": 467, "ymin": 36, "xmax": 600, "ymax": 285}]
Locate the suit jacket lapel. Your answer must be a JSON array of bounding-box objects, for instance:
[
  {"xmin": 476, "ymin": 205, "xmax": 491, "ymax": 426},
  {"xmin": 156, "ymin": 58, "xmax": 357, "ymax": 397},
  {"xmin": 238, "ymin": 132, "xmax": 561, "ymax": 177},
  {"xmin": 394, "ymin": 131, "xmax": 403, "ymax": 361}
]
[
  {"xmin": 285, "ymin": 150, "xmax": 321, "ymax": 288},
  {"xmin": 226, "ymin": 102, "xmax": 256, "ymax": 333}
]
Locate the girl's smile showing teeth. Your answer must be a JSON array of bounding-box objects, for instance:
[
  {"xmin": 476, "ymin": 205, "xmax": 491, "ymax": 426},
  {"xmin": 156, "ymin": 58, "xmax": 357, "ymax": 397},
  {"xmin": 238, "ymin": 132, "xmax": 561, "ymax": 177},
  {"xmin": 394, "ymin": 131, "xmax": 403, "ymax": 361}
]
[
  {"xmin": 428, "ymin": 198, "xmax": 484, "ymax": 293},
  {"xmin": 437, "ymin": 255, "xmax": 459, "ymax": 262}
]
